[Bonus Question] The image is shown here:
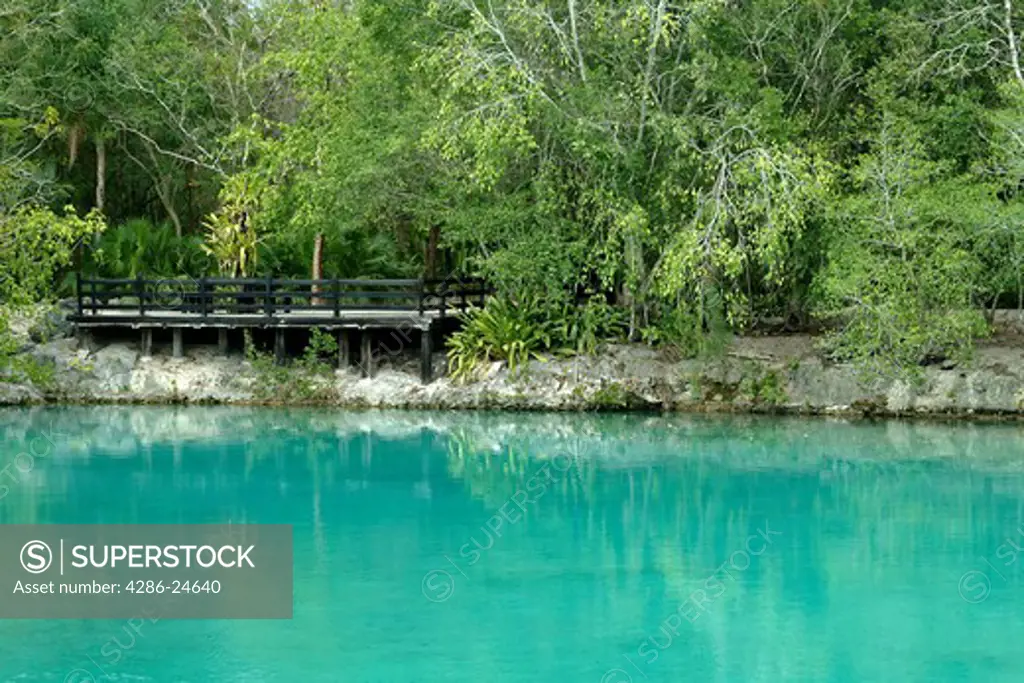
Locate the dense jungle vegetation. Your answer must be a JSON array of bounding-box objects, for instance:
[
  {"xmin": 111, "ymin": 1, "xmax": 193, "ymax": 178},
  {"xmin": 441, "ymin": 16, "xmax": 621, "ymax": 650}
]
[{"xmin": 4, "ymin": 0, "xmax": 1024, "ymax": 378}]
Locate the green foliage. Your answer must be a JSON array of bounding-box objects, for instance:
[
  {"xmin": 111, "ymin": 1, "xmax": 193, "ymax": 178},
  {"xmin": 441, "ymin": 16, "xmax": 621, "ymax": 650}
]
[
  {"xmin": 587, "ymin": 381, "xmax": 649, "ymax": 410},
  {"xmin": 655, "ymin": 145, "xmax": 833, "ymax": 330},
  {"xmin": 6, "ymin": 0, "xmax": 1024, "ymax": 378},
  {"xmin": 299, "ymin": 329, "xmax": 339, "ymax": 374},
  {"xmin": 202, "ymin": 179, "xmax": 263, "ymax": 277},
  {"xmin": 83, "ymin": 219, "xmax": 211, "ymax": 279},
  {"xmin": 447, "ymin": 293, "xmax": 632, "ymax": 382},
  {"xmin": 0, "ymin": 316, "xmax": 20, "ymax": 368},
  {"xmin": 641, "ymin": 296, "xmax": 731, "ymax": 360},
  {"xmin": 739, "ymin": 370, "xmax": 788, "ymax": 407},
  {"xmin": 813, "ymin": 120, "xmax": 994, "ymax": 376},
  {"xmin": 0, "ymin": 205, "xmax": 106, "ymax": 305},
  {"xmin": 545, "ymin": 298, "xmax": 628, "ymax": 355},
  {"xmin": 217, "ymin": 2, "xmax": 439, "ymax": 279},
  {"xmin": 0, "ymin": 313, "xmax": 56, "ymax": 390},
  {"xmin": 244, "ymin": 330, "xmax": 338, "ymax": 403},
  {"xmin": 447, "ymin": 296, "xmax": 553, "ymax": 383}
]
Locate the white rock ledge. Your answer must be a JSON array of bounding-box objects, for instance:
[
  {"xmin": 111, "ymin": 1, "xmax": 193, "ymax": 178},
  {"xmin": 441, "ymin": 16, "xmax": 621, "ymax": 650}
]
[{"xmin": 3, "ymin": 330, "xmax": 1024, "ymax": 418}]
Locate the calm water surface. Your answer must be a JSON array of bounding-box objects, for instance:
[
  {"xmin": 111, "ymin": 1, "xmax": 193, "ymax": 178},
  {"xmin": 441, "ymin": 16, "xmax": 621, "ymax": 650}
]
[{"xmin": 1, "ymin": 407, "xmax": 1023, "ymax": 682}]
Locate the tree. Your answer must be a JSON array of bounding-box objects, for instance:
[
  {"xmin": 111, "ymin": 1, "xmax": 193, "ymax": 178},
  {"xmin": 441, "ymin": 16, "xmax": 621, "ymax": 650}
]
[{"xmin": 814, "ymin": 118, "xmax": 991, "ymax": 374}]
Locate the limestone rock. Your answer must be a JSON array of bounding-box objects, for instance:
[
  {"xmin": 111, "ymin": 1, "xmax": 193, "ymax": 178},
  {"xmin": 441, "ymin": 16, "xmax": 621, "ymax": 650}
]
[
  {"xmin": 28, "ymin": 309, "xmax": 73, "ymax": 343},
  {"xmin": 2, "ymin": 301, "xmax": 1024, "ymax": 417}
]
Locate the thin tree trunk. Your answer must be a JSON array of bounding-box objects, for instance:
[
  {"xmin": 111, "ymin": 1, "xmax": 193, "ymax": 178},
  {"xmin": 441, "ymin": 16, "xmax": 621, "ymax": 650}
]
[
  {"xmin": 396, "ymin": 217, "xmax": 411, "ymax": 255},
  {"xmin": 636, "ymin": 0, "xmax": 667, "ymax": 148},
  {"xmin": 186, "ymin": 163, "xmax": 196, "ymax": 231},
  {"xmin": 568, "ymin": 0, "xmax": 587, "ymax": 83},
  {"xmin": 1005, "ymin": 0, "xmax": 1024, "ymax": 88},
  {"xmin": 121, "ymin": 138, "xmax": 184, "ymax": 236},
  {"xmin": 425, "ymin": 225, "xmax": 441, "ymax": 279},
  {"xmin": 68, "ymin": 122, "xmax": 83, "ymax": 169},
  {"xmin": 157, "ymin": 176, "xmax": 183, "ymax": 237},
  {"xmin": 145, "ymin": 144, "xmax": 183, "ymax": 237},
  {"xmin": 95, "ymin": 136, "xmax": 106, "ymax": 212},
  {"xmin": 311, "ymin": 233, "xmax": 325, "ymax": 305}
]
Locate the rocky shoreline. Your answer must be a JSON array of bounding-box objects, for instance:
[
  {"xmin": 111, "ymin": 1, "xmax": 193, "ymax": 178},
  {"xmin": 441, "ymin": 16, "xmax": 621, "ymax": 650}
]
[{"xmin": 3, "ymin": 306, "xmax": 1024, "ymax": 418}]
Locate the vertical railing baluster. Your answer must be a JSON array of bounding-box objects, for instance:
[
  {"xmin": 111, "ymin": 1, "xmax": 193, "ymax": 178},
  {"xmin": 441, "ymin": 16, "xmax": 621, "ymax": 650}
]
[
  {"xmin": 265, "ymin": 274, "xmax": 273, "ymax": 319},
  {"xmin": 137, "ymin": 276, "xmax": 144, "ymax": 316},
  {"xmin": 76, "ymin": 272, "xmax": 83, "ymax": 316},
  {"xmin": 199, "ymin": 277, "xmax": 207, "ymax": 318}
]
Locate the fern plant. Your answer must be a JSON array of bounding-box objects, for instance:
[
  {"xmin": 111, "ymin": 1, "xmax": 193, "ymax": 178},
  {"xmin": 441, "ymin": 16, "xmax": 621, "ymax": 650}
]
[{"xmin": 82, "ymin": 219, "xmax": 211, "ymax": 279}]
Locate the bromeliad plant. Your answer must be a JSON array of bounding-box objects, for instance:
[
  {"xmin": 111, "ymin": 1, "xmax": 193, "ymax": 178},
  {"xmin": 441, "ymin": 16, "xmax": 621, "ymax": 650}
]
[
  {"xmin": 201, "ymin": 178, "xmax": 263, "ymax": 278},
  {"xmin": 446, "ymin": 294, "xmax": 629, "ymax": 383},
  {"xmin": 446, "ymin": 295, "xmax": 554, "ymax": 383}
]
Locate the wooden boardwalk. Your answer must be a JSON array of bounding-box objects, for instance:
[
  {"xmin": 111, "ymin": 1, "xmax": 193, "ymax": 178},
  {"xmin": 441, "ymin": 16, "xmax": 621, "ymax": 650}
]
[
  {"xmin": 68, "ymin": 274, "xmax": 488, "ymax": 382},
  {"xmin": 72, "ymin": 307, "xmax": 444, "ymax": 329}
]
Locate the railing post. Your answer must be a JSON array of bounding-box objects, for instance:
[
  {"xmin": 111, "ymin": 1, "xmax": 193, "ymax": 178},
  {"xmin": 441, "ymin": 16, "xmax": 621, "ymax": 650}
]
[
  {"xmin": 199, "ymin": 277, "xmax": 208, "ymax": 318},
  {"xmin": 237, "ymin": 280, "xmax": 246, "ymax": 314},
  {"xmin": 76, "ymin": 272, "xmax": 82, "ymax": 316},
  {"xmin": 418, "ymin": 278, "xmax": 425, "ymax": 316},
  {"xmin": 172, "ymin": 328, "xmax": 184, "ymax": 358},
  {"xmin": 90, "ymin": 279, "xmax": 97, "ymax": 315},
  {"xmin": 265, "ymin": 274, "xmax": 273, "ymax": 319},
  {"xmin": 274, "ymin": 329, "xmax": 286, "ymax": 366},
  {"xmin": 333, "ymin": 279, "xmax": 340, "ymax": 318},
  {"xmin": 137, "ymin": 275, "xmax": 144, "ymax": 315},
  {"xmin": 338, "ymin": 329, "xmax": 350, "ymax": 369},
  {"xmin": 360, "ymin": 330, "xmax": 374, "ymax": 378},
  {"xmin": 420, "ymin": 326, "xmax": 433, "ymax": 383}
]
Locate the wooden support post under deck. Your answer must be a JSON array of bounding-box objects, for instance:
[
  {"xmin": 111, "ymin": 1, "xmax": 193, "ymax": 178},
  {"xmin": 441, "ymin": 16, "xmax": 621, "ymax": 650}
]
[
  {"xmin": 274, "ymin": 329, "xmax": 286, "ymax": 366},
  {"xmin": 218, "ymin": 329, "xmax": 229, "ymax": 356},
  {"xmin": 420, "ymin": 327, "xmax": 433, "ymax": 384},
  {"xmin": 172, "ymin": 329, "xmax": 184, "ymax": 359},
  {"xmin": 360, "ymin": 330, "xmax": 374, "ymax": 378},
  {"xmin": 141, "ymin": 329, "xmax": 153, "ymax": 357},
  {"xmin": 337, "ymin": 330, "xmax": 350, "ymax": 370}
]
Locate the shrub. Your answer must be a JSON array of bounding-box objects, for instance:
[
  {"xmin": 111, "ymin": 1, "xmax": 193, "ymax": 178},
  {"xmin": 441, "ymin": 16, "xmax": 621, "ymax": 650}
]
[
  {"xmin": 2, "ymin": 206, "xmax": 105, "ymax": 305},
  {"xmin": 549, "ymin": 298, "xmax": 628, "ymax": 355},
  {"xmin": 82, "ymin": 219, "xmax": 212, "ymax": 280},
  {"xmin": 640, "ymin": 297, "xmax": 730, "ymax": 359},
  {"xmin": 0, "ymin": 313, "xmax": 56, "ymax": 390},
  {"xmin": 446, "ymin": 296, "xmax": 553, "ymax": 383}
]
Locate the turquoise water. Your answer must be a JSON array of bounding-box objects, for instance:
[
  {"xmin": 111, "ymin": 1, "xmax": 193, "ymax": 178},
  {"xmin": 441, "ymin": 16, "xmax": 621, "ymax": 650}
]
[{"xmin": 1, "ymin": 408, "xmax": 1024, "ymax": 682}]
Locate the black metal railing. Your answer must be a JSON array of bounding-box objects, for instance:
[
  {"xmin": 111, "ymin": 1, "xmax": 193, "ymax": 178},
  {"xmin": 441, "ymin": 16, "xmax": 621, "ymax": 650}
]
[{"xmin": 73, "ymin": 273, "xmax": 490, "ymax": 320}]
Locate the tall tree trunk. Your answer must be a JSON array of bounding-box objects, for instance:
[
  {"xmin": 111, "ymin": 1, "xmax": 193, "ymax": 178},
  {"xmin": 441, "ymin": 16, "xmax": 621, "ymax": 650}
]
[
  {"xmin": 636, "ymin": 0, "xmax": 667, "ymax": 148},
  {"xmin": 568, "ymin": 0, "xmax": 587, "ymax": 83},
  {"xmin": 95, "ymin": 136, "xmax": 106, "ymax": 212},
  {"xmin": 395, "ymin": 217, "xmax": 410, "ymax": 255},
  {"xmin": 186, "ymin": 163, "xmax": 196, "ymax": 231},
  {"xmin": 311, "ymin": 233, "xmax": 325, "ymax": 305},
  {"xmin": 1005, "ymin": 0, "xmax": 1024, "ymax": 88},
  {"xmin": 141, "ymin": 142, "xmax": 183, "ymax": 236},
  {"xmin": 156, "ymin": 175, "xmax": 183, "ymax": 238},
  {"xmin": 425, "ymin": 225, "xmax": 441, "ymax": 279},
  {"xmin": 67, "ymin": 122, "xmax": 84, "ymax": 169}
]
